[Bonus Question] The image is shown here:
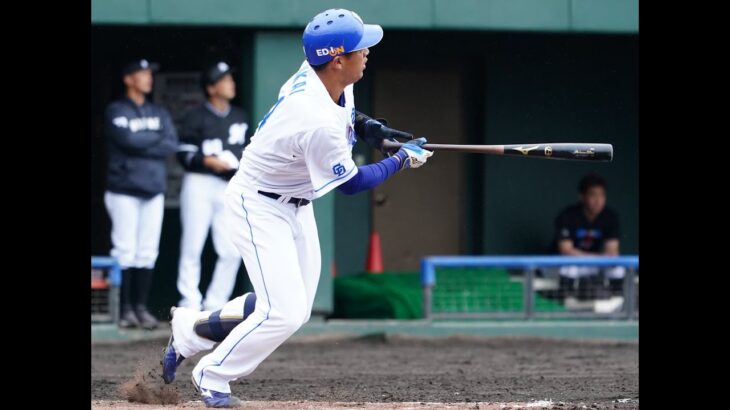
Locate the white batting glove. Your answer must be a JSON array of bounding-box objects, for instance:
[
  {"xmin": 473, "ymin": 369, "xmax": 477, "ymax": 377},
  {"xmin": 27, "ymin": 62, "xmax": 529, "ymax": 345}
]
[
  {"xmin": 216, "ymin": 150, "xmax": 240, "ymax": 170},
  {"xmin": 395, "ymin": 137, "xmax": 433, "ymax": 169}
]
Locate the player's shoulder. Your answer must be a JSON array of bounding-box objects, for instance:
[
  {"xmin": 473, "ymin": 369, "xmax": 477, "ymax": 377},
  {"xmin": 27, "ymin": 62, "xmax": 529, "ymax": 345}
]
[
  {"xmin": 283, "ymin": 93, "xmax": 334, "ymax": 124},
  {"xmin": 106, "ymin": 98, "xmax": 130, "ymax": 112},
  {"xmin": 229, "ymin": 105, "xmax": 249, "ymax": 119},
  {"xmin": 105, "ymin": 99, "xmax": 138, "ymax": 120},
  {"xmin": 147, "ymin": 101, "xmax": 171, "ymax": 115}
]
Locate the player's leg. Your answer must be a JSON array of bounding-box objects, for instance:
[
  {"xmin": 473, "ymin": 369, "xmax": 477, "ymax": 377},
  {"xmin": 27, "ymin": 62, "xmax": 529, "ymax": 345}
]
[
  {"xmin": 192, "ymin": 188, "xmax": 310, "ymax": 395},
  {"xmin": 294, "ymin": 204, "xmax": 322, "ymax": 323},
  {"xmin": 203, "ymin": 179, "xmax": 243, "ymax": 311},
  {"xmin": 133, "ymin": 193, "xmax": 165, "ymax": 329},
  {"xmin": 164, "ymin": 292, "xmax": 258, "ymax": 384},
  {"xmin": 605, "ymin": 266, "xmax": 627, "ymax": 295},
  {"xmin": 169, "ymin": 292, "xmax": 257, "ymax": 361},
  {"xmin": 104, "ymin": 191, "xmax": 141, "ymax": 328},
  {"xmin": 177, "ymin": 173, "xmax": 216, "ymax": 310}
]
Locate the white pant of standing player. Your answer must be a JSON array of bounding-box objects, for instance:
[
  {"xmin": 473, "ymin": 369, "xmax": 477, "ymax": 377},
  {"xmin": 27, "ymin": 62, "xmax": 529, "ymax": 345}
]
[
  {"xmin": 559, "ymin": 265, "xmax": 626, "ymax": 279},
  {"xmin": 104, "ymin": 191, "xmax": 164, "ymax": 269},
  {"xmin": 178, "ymin": 178, "xmax": 321, "ymax": 393},
  {"xmin": 177, "ymin": 173, "xmax": 242, "ymax": 311}
]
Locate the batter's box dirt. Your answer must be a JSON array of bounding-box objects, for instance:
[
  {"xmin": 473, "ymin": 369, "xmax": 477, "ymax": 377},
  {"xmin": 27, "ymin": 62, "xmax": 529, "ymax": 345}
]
[
  {"xmin": 92, "ymin": 335, "xmax": 638, "ymax": 409},
  {"xmin": 91, "ymin": 400, "xmax": 635, "ymax": 409}
]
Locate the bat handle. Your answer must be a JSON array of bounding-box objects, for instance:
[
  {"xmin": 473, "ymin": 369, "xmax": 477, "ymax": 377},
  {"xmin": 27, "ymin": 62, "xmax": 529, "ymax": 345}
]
[{"xmin": 381, "ymin": 139, "xmax": 405, "ymax": 152}]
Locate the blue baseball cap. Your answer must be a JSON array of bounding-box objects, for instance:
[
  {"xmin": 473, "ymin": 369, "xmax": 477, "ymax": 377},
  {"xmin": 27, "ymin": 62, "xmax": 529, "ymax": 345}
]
[{"xmin": 302, "ymin": 9, "xmax": 383, "ymax": 66}]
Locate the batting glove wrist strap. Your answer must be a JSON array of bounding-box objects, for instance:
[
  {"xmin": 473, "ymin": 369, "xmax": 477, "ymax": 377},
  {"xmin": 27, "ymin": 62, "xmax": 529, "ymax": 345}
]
[{"xmin": 396, "ymin": 137, "xmax": 433, "ymax": 169}]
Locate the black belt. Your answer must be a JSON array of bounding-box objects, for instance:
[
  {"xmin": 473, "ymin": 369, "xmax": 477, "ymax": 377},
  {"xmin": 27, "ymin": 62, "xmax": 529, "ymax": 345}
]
[{"xmin": 258, "ymin": 191, "xmax": 310, "ymax": 207}]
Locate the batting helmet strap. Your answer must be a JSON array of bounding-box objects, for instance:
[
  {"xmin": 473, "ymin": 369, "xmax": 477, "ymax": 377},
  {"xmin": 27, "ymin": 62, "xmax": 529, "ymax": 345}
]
[{"xmin": 302, "ymin": 9, "xmax": 383, "ymax": 66}]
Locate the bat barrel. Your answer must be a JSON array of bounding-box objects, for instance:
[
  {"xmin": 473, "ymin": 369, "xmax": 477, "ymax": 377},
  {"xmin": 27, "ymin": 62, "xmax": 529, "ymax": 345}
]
[
  {"xmin": 381, "ymin": 140, "xmax": 613, "ymax": 162},
  {"xmin": 502, "ymin": 143, "xmax": 613, "ymax": 162}
]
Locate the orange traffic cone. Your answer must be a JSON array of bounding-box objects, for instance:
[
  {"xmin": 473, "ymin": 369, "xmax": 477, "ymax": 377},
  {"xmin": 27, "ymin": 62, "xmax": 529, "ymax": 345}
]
[{"xmin": 366, "ymin": 231, "xmax": 383, "ymax": 273}]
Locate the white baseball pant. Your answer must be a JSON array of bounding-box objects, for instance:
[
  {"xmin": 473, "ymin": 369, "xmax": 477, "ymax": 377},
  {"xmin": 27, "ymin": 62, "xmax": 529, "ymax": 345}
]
[
  {"xmin": 104, "ymin": 191, "xmax": 164, "ymax": 269},
  {"xmin": 177, "ymin": 173, "xmax": 242, "ymax": 311},
  {"xmin": 184, "ymin": 178, "xmax": 321, "ymax": 393}
]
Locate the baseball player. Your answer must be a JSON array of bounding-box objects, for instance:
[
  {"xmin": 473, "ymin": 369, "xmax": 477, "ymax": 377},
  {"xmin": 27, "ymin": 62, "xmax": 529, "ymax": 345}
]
[
  {"xmin": 104, "ymin": 59, "xmax": 178, "ymax": 329},
  {"xmin": 176, "ymin": 62, "xmax": 249, "ymax": 312},
  {"xmin": 162, "ymin": 9, "xmax": 432, "ymax": 407}
]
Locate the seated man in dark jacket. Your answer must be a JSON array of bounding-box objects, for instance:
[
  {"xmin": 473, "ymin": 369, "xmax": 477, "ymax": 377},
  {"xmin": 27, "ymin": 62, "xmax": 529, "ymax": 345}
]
[
  {"xmin": 104, "ymin": 59, "xmax": 178, "ymax": 329},
  {"xmin": 552, "ymin": 173, "xmax": 625, "ymax": 300}
]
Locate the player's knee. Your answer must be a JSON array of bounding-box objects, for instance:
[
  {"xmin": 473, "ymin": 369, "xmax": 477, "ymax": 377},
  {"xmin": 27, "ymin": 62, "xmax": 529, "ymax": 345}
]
[
  {"xmin": 280, "ymin": 316, "xmax": 303, "ymax": 335},
  {"xmin": 295, "ymin": 309, "xmax": 310, "ymax": 328},
  {"xmin": 270, "ymin": 302, "xmax": 308, "ymax": 335},
  {"xmin": 301, "ymin": 309, "xmax": 312, "ymax": 325},
  {"xmin": 264, "ymin": 310, "xmax": 301, "ymax": 336},
  {"xmin": 112, "ymin": 249, "xmax": 135, "ymax": 268},
  {"xmin": 135, "ymin": 252, "xmax": 159, "ymax": 268}
]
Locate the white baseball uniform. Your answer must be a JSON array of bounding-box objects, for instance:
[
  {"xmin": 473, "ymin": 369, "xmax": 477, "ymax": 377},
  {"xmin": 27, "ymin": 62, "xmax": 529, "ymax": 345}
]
[
  {"xmin": 172, "ymin": 61, "xmax": 358, "ymax": 393},
  {"xmin": 176, "ymin": 103, "xmax": 249, "ymax": 311}
]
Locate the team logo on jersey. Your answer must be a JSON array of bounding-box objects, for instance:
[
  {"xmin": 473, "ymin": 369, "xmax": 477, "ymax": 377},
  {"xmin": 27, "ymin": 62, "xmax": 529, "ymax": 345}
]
[
  {"xmin": 112, "ymin": 117, "xmax": 128, "ymax": 128},
  {"xmin": 202, "ymin": 138, "xmax": 224, "ymax": 155},
  {"xmin": 228, "ymin": 123, "xmax": 248, "ymax": 145},
  {"xmin": 332, "ymin": 163, "xmax": 346, "ymax": 176},
  {"xmin": 316, "ymin": 46, "xmax": 345, "ymax": 57},
  {"xmin": 114, "ymin": 116, "xmax": 160, "ymax": 132},
  {"xmin": 112, "ymin": 116, "xmax": 161, "ymax": 133}
]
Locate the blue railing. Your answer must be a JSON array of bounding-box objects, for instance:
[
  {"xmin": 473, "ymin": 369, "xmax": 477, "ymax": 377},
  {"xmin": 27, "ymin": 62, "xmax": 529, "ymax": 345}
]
[
  {"xmin": 91, "ymin": 256, "xmax": 122, "ymax": 324},
  {"xmin": 420, "ymin": 255, "xmax": 639, "ymax": 320},
  {"xmin": 91, "ymin": 256, "xmax": 122, "ymax": 288}
]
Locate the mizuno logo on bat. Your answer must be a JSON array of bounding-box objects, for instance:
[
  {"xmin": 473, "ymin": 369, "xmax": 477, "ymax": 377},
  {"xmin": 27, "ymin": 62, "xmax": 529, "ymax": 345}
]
[{"xmin": 512, "ymin": 145, "xmax": 539, "ymax": 155}]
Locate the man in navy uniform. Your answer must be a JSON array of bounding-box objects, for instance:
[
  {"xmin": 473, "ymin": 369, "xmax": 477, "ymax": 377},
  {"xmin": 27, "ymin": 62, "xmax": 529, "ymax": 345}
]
[{"xmin": 104, "ymin": 59, "xmax": 178, "ymax": 329}]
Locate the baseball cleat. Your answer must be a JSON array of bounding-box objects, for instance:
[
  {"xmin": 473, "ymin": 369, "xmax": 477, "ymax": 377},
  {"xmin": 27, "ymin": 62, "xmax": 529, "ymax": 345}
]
[
  {"xmin": 119, "ymin": 308, "xmax": 140, "ymax": 328},
  {"xmin": 200, "ymin": 388, "xmax": 242, "ymax": 408},
  {"xmin": 135, "ymin": 305, "xmax": 159, "ymax": 330},
  {"xmin": 161, "ymin": 307, "xmax": 185, "ymax": 383},
  {"xmin": 191, "ymin": 375, "xmax": 242, "ymax": 408}
]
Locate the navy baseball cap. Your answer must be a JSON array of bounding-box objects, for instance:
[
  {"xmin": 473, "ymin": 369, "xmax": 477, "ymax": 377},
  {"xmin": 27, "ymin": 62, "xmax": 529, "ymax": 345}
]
[
  {"xmin": 121, "ymin": 59, "xmax": 160, "ymax": 76},
  {"xmin": 202, "ymin": 61, "xmax": 235, "ymax": 86}
]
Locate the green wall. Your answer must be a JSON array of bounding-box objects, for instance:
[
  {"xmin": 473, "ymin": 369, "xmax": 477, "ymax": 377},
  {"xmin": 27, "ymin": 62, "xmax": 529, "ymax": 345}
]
[
  {"xmin": 92, "ymin": 0, "xmax": 638, "ymax": 33},
  {"xmin": 480, "ymin": 34, "xmax": 638, "ymax": 254}
]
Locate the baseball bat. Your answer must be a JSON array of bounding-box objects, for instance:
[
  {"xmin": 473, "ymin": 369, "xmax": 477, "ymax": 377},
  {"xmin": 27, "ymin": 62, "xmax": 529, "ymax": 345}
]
[{"xmin": 381, "ymin": 140, "xmax": 613, "ymax": 162}]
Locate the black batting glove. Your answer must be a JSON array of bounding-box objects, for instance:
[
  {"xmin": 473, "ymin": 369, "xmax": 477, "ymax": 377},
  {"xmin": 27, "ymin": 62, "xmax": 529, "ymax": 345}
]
[{"xmin": 354, "ymin": 111, "xmax": 413, "ymax": 157}]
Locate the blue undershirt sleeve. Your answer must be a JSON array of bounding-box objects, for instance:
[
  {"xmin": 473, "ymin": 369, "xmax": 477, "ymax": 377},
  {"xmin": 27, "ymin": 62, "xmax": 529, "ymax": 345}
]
[{"xmin": 336, "ymin": 152, "xmax": 406, "ymax": 195}]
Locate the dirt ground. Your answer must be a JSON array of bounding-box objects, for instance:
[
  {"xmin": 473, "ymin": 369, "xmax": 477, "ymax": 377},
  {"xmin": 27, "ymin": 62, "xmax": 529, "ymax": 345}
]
[{"xmin": 91, "ymin": 334, "xmax": 638, "ymax": 409}]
